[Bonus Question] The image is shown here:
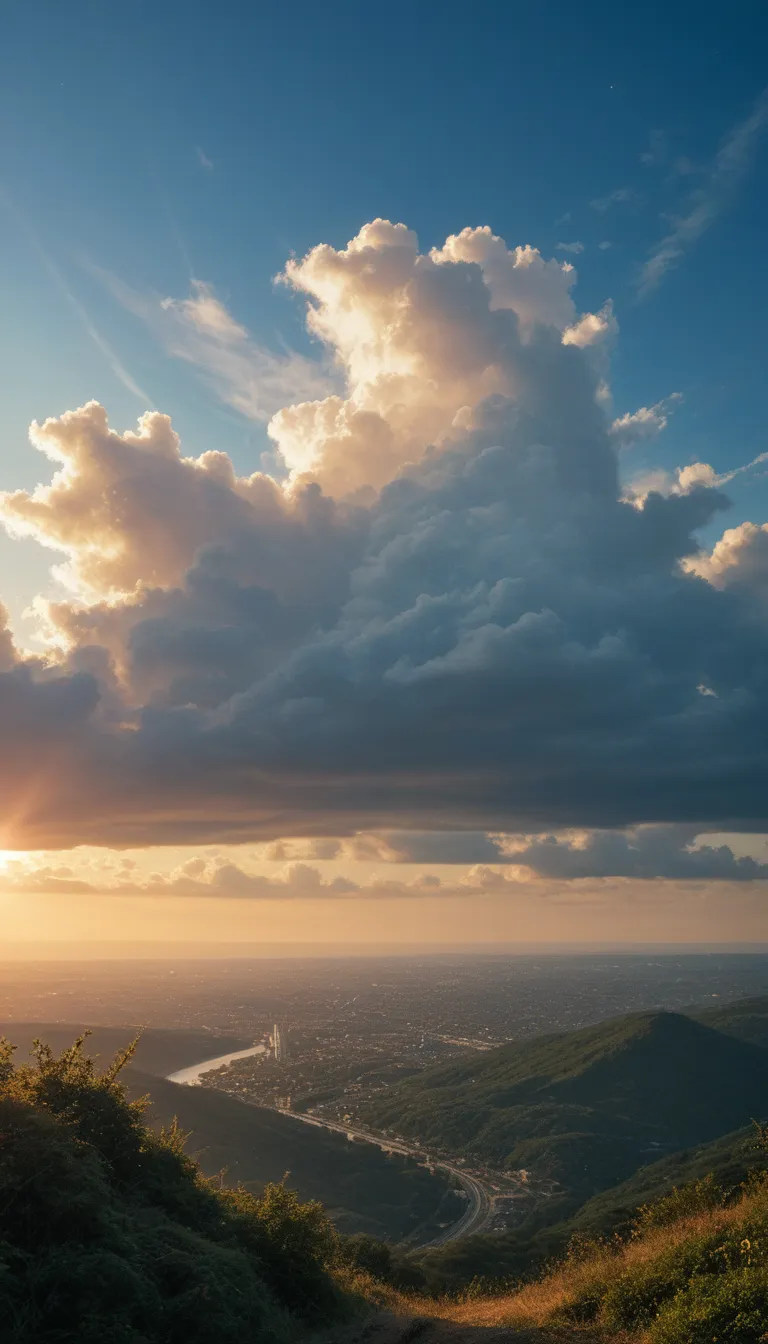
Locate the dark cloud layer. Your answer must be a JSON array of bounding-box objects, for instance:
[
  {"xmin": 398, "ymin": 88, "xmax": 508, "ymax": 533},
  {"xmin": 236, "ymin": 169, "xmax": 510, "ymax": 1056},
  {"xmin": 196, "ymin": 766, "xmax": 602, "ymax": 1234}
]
[
  {"xmin": 360, "ymin": 828, "xmax": 768, "ymax": 880},
  {"xmin": 1, "ymin": 222, "xmax": 768, "ymax": 854}
]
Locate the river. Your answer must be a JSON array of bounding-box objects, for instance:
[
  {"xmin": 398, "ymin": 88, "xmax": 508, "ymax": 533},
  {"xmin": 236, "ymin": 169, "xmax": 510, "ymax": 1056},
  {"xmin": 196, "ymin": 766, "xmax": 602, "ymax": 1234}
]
[
  {"xmin": 164, "ymin": 1043, "xmax": 493, "ymax": 1244},
  {"xmin": 166, "ymin": 1043, "xmax": 266, "ymax": 1085}
]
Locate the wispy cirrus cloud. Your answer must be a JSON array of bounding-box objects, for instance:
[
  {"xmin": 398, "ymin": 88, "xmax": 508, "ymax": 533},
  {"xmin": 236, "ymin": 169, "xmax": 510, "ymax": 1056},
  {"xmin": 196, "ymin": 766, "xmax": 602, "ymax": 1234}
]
[
  {"xmin": 87, "ymin": 265, "xmax": 335, "ymax": 422},
  {"xmin": 0, "ymin": 190, "xmax": 151, "ymax": 404},
  {"xmin": 638, "ymin": 88, "xmax": 768, "ymax": 296},
  {"xmin": 590, "ymin": 186, "xmax": 638, "ymax": 212}
]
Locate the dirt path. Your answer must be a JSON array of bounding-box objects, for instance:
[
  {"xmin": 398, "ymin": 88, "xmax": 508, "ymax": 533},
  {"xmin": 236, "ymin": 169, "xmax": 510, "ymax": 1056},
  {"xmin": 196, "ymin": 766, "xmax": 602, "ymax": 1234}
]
[{"xmin": 325, "ymin": 1311, "xmax": 538, "ymax": 1342}]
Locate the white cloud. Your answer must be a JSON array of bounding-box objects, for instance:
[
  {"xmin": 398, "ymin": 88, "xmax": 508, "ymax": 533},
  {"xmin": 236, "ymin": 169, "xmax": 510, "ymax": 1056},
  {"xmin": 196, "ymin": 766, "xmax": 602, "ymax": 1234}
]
[
  {"xmin": 556, "ymin": 241, "xmax": 584, "ymax": 254},
  {"xmin": 271, "ymin": 221, "xmax": 584, "ymax": 495},
  {"xmin": 685, "ymin": 520, "xmax": 768, "ymax": 593},
  {"xmin": 90, "ymin": 264, "xmax": 334, "ymax": 422},
  {"xmin": 562, "ymin": 300, "xmax": 617, "ymax": 348},
  {"xmin": 625, "ymin": 447, "xmax": 768, "ymax": 507},
  {"xmin": 161, "ymin": 280, "xmax": 248, "ymax": 341},
  {"xmin": 610, "ymin": 392, "xmax": 682, "ymax": 445},
  {"xmin": 196, "ymin": 146, "xmax": 213, "ymax": 170},
  {"xmin": 639, "ymin": 88, "xmax": 768, "ymax": 295},
  {"xmin": 1, "ymin": 219, "xmax": 768, "ymax": 854}
]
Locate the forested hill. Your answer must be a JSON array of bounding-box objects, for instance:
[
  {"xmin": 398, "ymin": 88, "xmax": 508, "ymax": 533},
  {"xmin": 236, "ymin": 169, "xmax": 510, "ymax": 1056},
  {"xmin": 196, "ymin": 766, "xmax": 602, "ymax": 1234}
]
[
  {"xmin": 0, "ymin": 1034, "xmax": 353, "ymax": 1343},
  {"xmin": 364, "ymin": 1010, "xmax": 768, "ymax": 1200},
  {"xmin": 0, "ymin": 1022, "xmax": 457, "ymax": 1244},
  {"xmin": 125, "ymin": 1068, "xmax": 461, "ymax": 1242},
  {"xmin": 691, "ymin": 995, "xmax": 768, "ymax": 1047}
]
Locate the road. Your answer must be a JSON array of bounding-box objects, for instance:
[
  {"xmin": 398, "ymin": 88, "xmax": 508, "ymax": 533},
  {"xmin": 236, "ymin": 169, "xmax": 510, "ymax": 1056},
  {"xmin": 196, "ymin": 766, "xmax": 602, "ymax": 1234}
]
[
  {"xmin": 261, "ymin": 1106, "xmax": 495, "ymax": 1247},
  {"xmin": 167, "ymin": 1056, "xmax": 496, "ymax": 1248}
]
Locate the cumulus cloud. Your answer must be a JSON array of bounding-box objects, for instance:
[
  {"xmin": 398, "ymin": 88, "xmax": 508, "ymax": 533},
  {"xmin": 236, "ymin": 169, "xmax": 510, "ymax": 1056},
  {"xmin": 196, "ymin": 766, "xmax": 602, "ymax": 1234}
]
[
  {"xmin": 0, "ymin": 401, "xmax": 362, "ymax": 611},
  {"xmin": 1, "ymin": 219, "xmax": 768, "ymax": 852},
  {"xmin": 497, "ymin": 826, "xmax": 768, "ymax": 881},
  {"xmin": 561, "ymin": 301, "xmax": 617, "ymax": 348},
  {"xmin": 317, "ymin": 825, "xmax": 768, "ymax": 881},
  {"xmin": 0, "ymin": 854, "xmax": 462, "ymax": 900},
  {"xmin": 639, "ymin": 89, "xmax": 768, "ymax": 295},
  {"xmin": 272, "ymin": 221, "xmax": 583, "ymax": 495},
  {"xmin": 5, "ymin": 825, "xmax": 767, "ymax": 894},
  {"xmin": 625, "ymin": 448, "xmax": 768, "ymax": 508},
  {"xmin": 610, "ymin": 393, "xmax": 682, "ymax": 445},
  {"xmin": 684, "ymin": 521, "xmax": 768, "ymax": 594}
]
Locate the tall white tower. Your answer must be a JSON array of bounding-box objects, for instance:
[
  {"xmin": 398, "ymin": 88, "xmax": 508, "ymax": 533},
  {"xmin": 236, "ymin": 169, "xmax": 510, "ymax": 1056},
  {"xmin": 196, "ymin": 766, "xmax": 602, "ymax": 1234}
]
[{"xmin": 273, "ymin": 1023, "xmax": 288, "ymax": 1062}]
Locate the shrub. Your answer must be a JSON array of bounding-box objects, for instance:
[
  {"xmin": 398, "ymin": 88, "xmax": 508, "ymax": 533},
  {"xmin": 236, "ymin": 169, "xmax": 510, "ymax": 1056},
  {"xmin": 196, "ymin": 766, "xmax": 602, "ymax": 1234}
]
[
  {"xmin": 220, "ymin": 1180, "xmax": 342, "ymax": 1321},
  {"xmin": 337, "ymin": 1232, "xmax": 395, "ymax": 1282},
  {"xmin": 634, "ymin": 1173, "xmax": 727, "ymax": 1233},
  {"xmin": 600, "ymin": 1230, "xmax": 734, "ymax": 1329},
  {"xmin": 0, "ymin": 1035, "xmax": 346, "ymax": 1343},
  {"xmin": 650, "ymin": 1266, "xmax": 768, "ymax": 1344}
]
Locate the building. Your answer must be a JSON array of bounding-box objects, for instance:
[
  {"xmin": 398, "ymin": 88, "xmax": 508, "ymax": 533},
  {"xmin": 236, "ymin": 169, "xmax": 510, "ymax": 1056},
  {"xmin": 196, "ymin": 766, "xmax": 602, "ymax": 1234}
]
[{"xmin": 273, "ymin": 1022, "xmax": 288, "ymax": 1062}]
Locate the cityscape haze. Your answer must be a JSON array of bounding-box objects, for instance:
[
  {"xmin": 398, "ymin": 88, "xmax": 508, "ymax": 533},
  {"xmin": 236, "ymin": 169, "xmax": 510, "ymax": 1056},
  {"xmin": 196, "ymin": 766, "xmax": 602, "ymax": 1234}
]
[{"xmin": 1, "ymin": 2, "xmax": 768, "ymax": 1339}]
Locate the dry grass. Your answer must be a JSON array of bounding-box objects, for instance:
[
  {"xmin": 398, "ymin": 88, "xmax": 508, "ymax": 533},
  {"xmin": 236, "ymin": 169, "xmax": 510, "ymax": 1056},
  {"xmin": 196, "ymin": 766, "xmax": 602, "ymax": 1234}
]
[
  {"xmin": 389, "ymin": 1186, "xmax": 768, "ymax": 1336},
  {"xmin": 327, "ymin": 1179, "xmax": 768, "ymax": 1341}
]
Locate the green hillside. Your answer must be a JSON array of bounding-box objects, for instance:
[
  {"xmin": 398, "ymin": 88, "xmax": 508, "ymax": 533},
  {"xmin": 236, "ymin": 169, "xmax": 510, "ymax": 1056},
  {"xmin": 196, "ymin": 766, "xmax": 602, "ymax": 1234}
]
[
  {"xmin": 124, "ymin": 1067, "xmax": 461, "ymax": 1242},
  {"xmin": 0, "ymin": 1024, "xmax": 457, "ymax": 1244},
  {"xmin": 404, "ymin": 1127, "xmax": 768, "ymax": 1295},
  {"xmin": 692, "ymin": 995, "xmax": 768, "ymax": 1048},
  {"xmin": 0, "ymin": 1033, "xmax": 356, "ymax": 1343},
  {"xmin": 6, "ymin": 1028, "xmax": 768, "ymax": 1344},
  {"xmin": 364, "ymin": 1011, "xmax": 768, "ymax": 1201},
  {"xmin": 571, "ymin": 1126, "xmax": 763, "ymax": 1236},
  {"xmin": 408, "ymin": 1170, "xmax": 768, "ymax": 1344}
]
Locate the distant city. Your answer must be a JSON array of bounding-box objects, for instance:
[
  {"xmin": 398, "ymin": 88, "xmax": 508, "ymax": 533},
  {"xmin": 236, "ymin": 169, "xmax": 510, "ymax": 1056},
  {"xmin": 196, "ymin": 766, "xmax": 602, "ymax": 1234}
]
[{"xmin": 7, "ymin": 950, "xmax": 768, "ymax": 1240}]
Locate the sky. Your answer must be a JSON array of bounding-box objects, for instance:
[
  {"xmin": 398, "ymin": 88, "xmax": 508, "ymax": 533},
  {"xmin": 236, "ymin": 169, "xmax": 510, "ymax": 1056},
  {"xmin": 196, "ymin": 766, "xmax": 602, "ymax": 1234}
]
[{"xmin": 1, "ymin": 0, "xmax": 768, "ymax": 950}]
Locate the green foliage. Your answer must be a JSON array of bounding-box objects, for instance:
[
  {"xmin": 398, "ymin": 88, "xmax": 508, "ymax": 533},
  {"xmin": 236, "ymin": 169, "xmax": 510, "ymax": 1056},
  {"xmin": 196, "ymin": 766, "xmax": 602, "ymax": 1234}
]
[
  {"xmin": 124, "ymin": 1063, "xmax": 454, "ymax": 1243},
  {"xmin": 220, "ymin": 1181, "xmax": 340, "ymax": 1321},
  {"xmin": 599, "ymin": 1230, "xmax": 736, "ymax": 1329},
  {"xmin": 634, "ymin": 1173, "xmax": 728, "ymax": 1233},
  {"xmin": 693, "ymin": 995, "xmax": 768, "ymax": 1049},
  {"xmin": 551, "ymin": 1172, "xmax": 768, "ymax": 1337},
  {"xmin": 0, "ymin": 1034, "xmax": 348, "ymax": 1343},
  {"xmin": 365, "ymin": 1010, "xmax": 768, "ymax": 1205},
  {"xmin": 650, "ymin": 1267, "xmax": 768, "ymax": 1344},
  {"xmin": 337, "ymin": 1233, "xmax": 395, "ymax": 1281}
]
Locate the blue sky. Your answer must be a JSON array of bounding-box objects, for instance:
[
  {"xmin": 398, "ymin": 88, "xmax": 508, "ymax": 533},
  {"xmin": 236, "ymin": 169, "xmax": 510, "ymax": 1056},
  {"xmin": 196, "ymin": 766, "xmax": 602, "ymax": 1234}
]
[
  {"xmin": 2, "ymin": 2, "xmax": 767, "ymax": 500},
  {"xmin": 1, "ymin": 2, "xmax": 768, "ymax": 945}
]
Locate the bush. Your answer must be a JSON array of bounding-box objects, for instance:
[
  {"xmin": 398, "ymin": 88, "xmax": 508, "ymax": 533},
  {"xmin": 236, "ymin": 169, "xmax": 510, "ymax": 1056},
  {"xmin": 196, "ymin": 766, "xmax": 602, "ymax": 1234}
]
[
  {"xmin": 0, "ymin": 1034, "xmax": 347, "ymax": 1343},
  {"xmin": 337, "ymin": 1232, "xmax": 395, "ymax": 1282},
  {"xmin": 650, "ymin": 1266, "xmax": 768, "ymax": 1344},
  {"xmin": 220, "ymin": 1180, "xmax": 342, "ymax": 1321},
  {"xmin": 600, "ymin": 1230, "xmax": 734, "ymax": 1329},
  {"xmin": 634, "ymin": 1174, "xmax": 728, "ymax": 1233}
]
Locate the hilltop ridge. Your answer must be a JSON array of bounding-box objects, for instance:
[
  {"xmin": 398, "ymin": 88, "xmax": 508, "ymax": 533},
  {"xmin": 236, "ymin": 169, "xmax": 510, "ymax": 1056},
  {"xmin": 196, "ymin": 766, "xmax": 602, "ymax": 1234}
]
[{"xmin": 364, "ymin": 1010, "xmax": 768, "ymax": 1200}]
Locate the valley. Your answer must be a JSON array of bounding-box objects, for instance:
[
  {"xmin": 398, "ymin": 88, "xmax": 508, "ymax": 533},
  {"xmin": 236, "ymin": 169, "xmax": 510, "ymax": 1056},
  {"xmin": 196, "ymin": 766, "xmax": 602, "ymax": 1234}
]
[{"xmin": 5, "ymin": 955, "xmax": 768, "ymax": 1291}]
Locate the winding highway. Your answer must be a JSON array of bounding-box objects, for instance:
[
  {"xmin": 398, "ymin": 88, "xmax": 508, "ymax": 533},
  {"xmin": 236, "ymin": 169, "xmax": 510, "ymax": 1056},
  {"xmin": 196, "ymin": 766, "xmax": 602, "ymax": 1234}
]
[
  {"xmin": 166, "ymin": 1053, "xmax": 496, "ymax": 1248},
  {"xmin": 260, "ymin": 1108, "xmax": 496, "ymax": 1246}
]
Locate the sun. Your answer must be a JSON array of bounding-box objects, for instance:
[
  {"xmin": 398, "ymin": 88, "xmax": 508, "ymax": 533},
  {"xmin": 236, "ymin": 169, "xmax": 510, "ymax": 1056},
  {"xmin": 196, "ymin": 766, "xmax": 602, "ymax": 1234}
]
[{"xmin": 0, "ymin": 851, "xmax": 25, "ymax": 869}]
